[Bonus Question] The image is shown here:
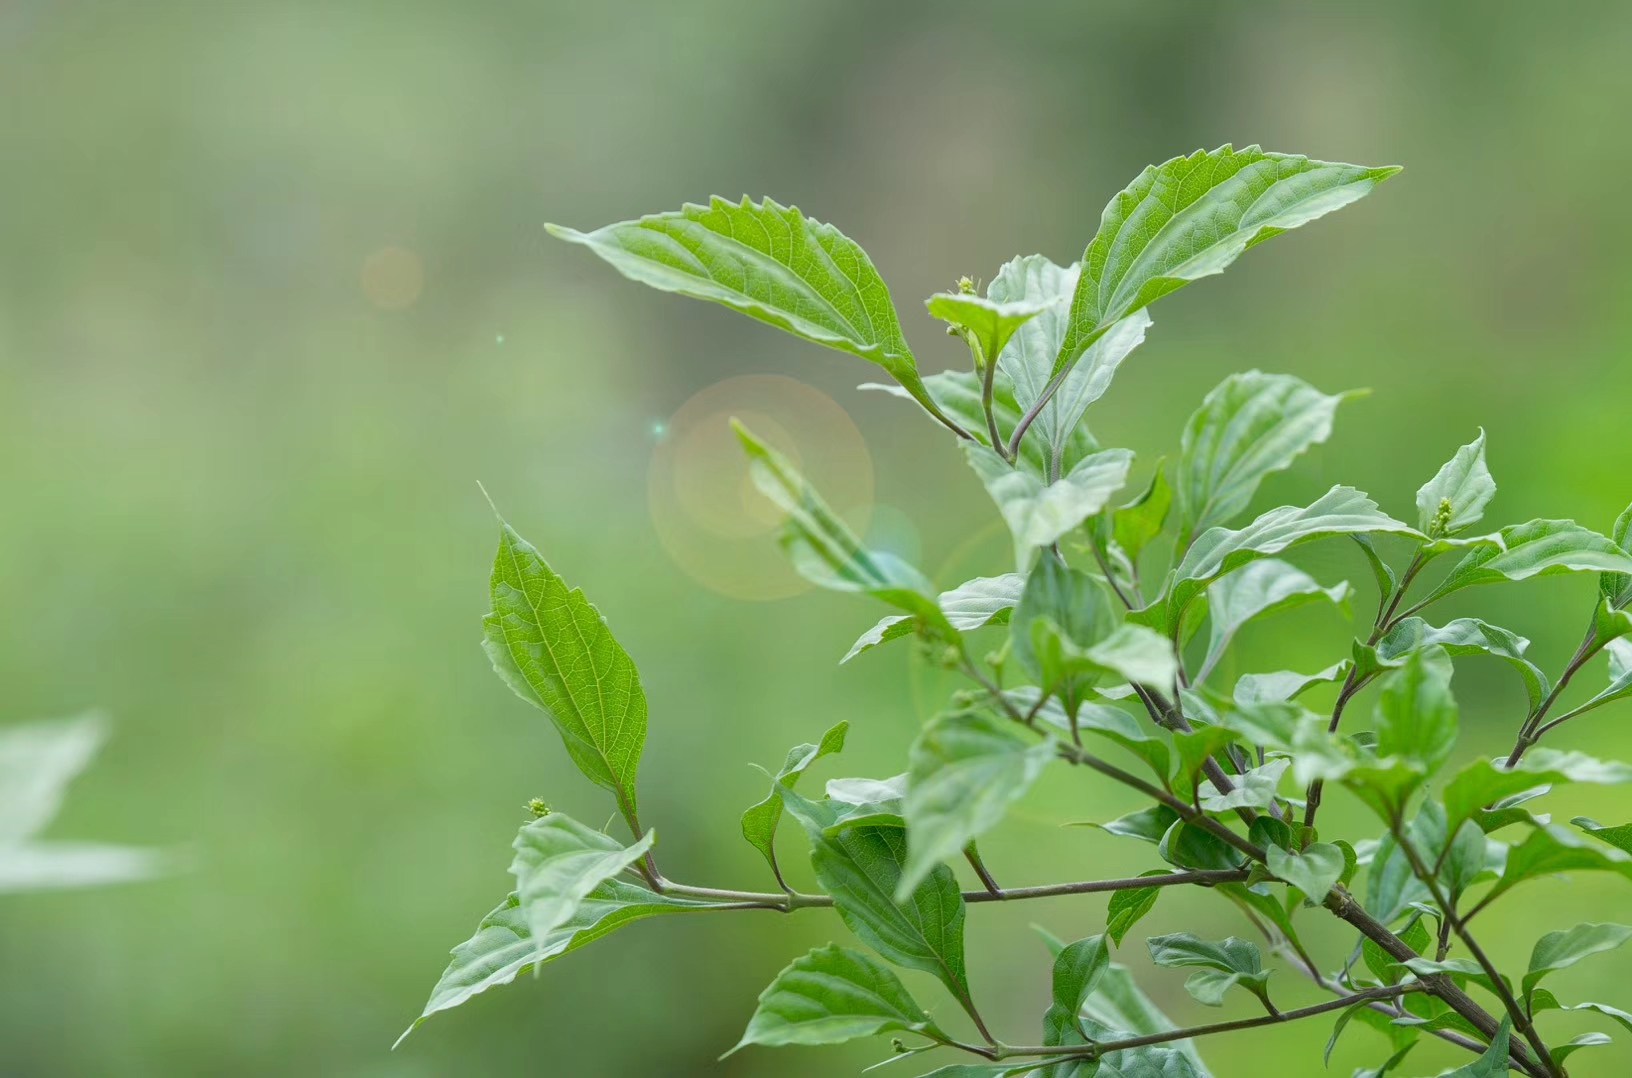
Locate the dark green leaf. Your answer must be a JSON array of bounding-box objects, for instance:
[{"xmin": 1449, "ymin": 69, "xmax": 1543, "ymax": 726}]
[
  {"xmin": 1416, "ymin": 429, "xmax": 1496, "ymax": 538},
  {"xmin": 548, "ymin": 198, "xmax": 946, "ymax": 418},
  {"xmin": 1522, "ymin": 922, "xmax": 1632, "ymax": 1000},
  {"xmin": 899, "ymin": 709, "xmax": 1055, "ymax": 897},
  {"xmin": 728, "ymin": 944, "xmax": 941, "ymax": 1054},
  {"xmin": 1159, "ymin": 820, "xmax": 1244, "ymax": 871},
  {"xmin": 1090, "ymin": 804, "xmax": 1181, "ymax": 845},
  {"xmin": 509, "ymin": 813, "xmax": 656, "ymax": 942},
  {"xmin": 1176, "ymin": 372, "xmax": 1352, "ymax": 543},
  {"xmin": 967, "ymin": 444, "xmax": 1133, "ymax": 569},
  {"xmin": 741, "ymin": 722, "xmax": 848, "ymax": 879},
  {"xmin": 1553, "ymin": 1033, "xmax": 1612, "ymax": 1065},
  {"xmin": 1364, "ymin": 916, "xmax": 1431, "ymax": 984},
  {"xmin": 1365, "ymin": 833, "xmax": 1430, "ymax": 926},
  {"xmin": 484, "ymin": 523, "xmax": 648, "ymax": 816},
  {"xmin": 1417, "ymin": 520, "xmax": 1632, "ymax": 608},
  {"xmin": 1107, "ymin": 875, "xmax": 1168, "ymax": 947},
  {"xmin": 1053, "ymin": 146, "xmax": 1397, "ymax": 381},
  {"xmin": 1197, "ymin": 558, "xmax": 1349, "ymax": 683},
  {"xmin": 1570, "ymin": 636, "xmax": 1632, "ymax": 718}
]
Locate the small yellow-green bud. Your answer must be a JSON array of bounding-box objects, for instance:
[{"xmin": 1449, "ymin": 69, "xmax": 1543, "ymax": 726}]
[
  {"xmin": 526, "ymin": 797, "xmax": 551, "ymax": 818},
  {"xmin": 956, "ymin": 275, "xmax": 976, "ymax": 294},
  {"xmin": 1429, "ymin": 496, "xmax": 1454, "ymax": 538}
]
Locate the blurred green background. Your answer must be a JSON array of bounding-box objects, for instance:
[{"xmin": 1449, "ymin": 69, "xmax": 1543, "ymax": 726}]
[{"xmin": 4, "ymin": 1, "xmax": 1632, "ymax": 1074}]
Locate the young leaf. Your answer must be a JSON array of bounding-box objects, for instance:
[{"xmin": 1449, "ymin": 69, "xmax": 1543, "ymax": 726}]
[
  {"xmin": 1441, "ymin": 748, "xmax": 1632, "ymax": 834},
  {"xmin": 1113, "ymin": 462, "xmax": 1173, "ymax": 566},
  {"xmin": 844, "ymin": 574, "xmax": 1022, "ymax": 663},
  {"xmin": 1601, "ymin": 500, "xmax": 1632, "ymax": 602},
  {"xmin": 1175, "ymin": 372, "xmax": 1351, "ymax": 543},
  {"xmin": 510, "ymin": 813, "xmax": 657, "ymax": 943},
  {"xmin": 781, "ymin": 790, "xmax": 973, "ymax": 1009},
  {"xmin": 484, "ymin": 523, "xmax": 648, "ymax": 817},
  {"xmin": 1232, "ymin": 662, "xmax": 1350, "ymax": 706},
  {"xmin": 735, "ymin": 420, "xmax": 950, "ymax": 631},
  {"xmin": 824, "ymin": 775, "xmax": 908, "ymax": 833},
  {"xmin": 1373, "ymin": 645, "xmax": 1458, "ymax": 781},
  {"xmin": 0, "ymin": 713, "xmax": 171, "ymax": 892},
  {"xmin": 1053, "ymin": 146, "xmax": 1398, "ymax": 382},
  {"xmin": 1199, "ymin": 758, "xmax": 1288, "ymax": 812},
  {"xmin": 548, "ymin": 198, "xmax": 948, "ymax": 420},
  {"xmin": 1106, "ymin": 873, "xmax": 1168, "ymax": 946},
  {"xmin": 1197, "ymin": 558, "xmax": 1350, "ymax": 683},
  {"xmin": 1266, "ymin": 841, "xmax": 1345, "ymax": 900},
  {"xmin": 1522, "ymin": 922, "xmax": 1632, "ymax": 1000},
  {"xmin": 1168, "ymin": 486, "xmax": 1418, "ymax": 620},
  {"xmin": 898, "ymin": 709, "xmax": 1055, "ymax": 898},
  {"xmin": 1039, "ymin": 934, "xmax": 1111, "ymax": 1066},
  {"xmin": 1416, "ymin": 520, "xmax": 1632, "ymax": 608},
  {"xmin": 989, "ymin": 255, "xmax": 1152, "ymax": 465},
  {"xmin": 1416, "ymin": 429, "xmax": 1496, "ymax": 538},
  {"xmin": 728, "ymin": 944, "xmax": 941, "ymax": 1054},
  {"xmin": 398, "ymin": 881, "xmax": 725, "ymax": 1045},
  {"xmin": 965, "ymin": 443, "xmax": 1133, "ymax": 569},
  {"xmin": 741, "ymin": 722, "xmax": 848, "ymax": 881},
  {"xmin": 927, "ymin": 290, "xmax": 1054, "ymax": 369}
]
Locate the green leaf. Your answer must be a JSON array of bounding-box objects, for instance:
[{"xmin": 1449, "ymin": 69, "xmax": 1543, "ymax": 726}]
[
  {"xmin": 1197, "ymin": 558, "xmax": 1350, "ymax": 682},
  {"xmin": 1147, "ymin": 933, "xmax": 1270, "ymax": 1007},
  {"xmin": 844, "ymin": 574, "xmax": 1022, "ymax": 663},
  {"xmin": 1182, "ymin": 968, "xmax": 1270, "ymax": 1008},
  {"xmin": 1522, "ymin": 922, "xmax": 1632, "ymax": 1000},
  {"xmin": 0, "ymin": 713, "xmax": 170, "ymax": 892},
  {"xmin": 1029, "ymin": 695, "xmax": 1173, "ymax": 781},
  {"xmin": 1573, "ymin": 815, "xmax": 1632, "ymax": 854},
  {"xmin": 1371, "ymin": 617, "xmax": 1546, "ymax": 715},
  {"xmin": 1232, "ymin": 662, "xmax": 1349, "ymax": 706},
  {"xmin": 1012, "ymin": 552, "xmax": 1147, "ymax": 713},
  {"xmin": 741, "ymin": 722, "xmax": 848, "ymax": 880},
  {"xmin": 1416, "ymin": 429, "xmax": 1496, "ymax": 538},
  {"xmin": 1079, "ymin": 963, "xmax": 1215, "ymax": 1078},
  {"xmin": 1601, "ymin": 500, "xmax": 1631, "ymax": 601},
  {"xmin": 399, "ymin": 880, "xmax": 723, "ymax": 1044},
  {"xmin": 1091, "ymin": 804, "xmax": 1181, "ymax": 845},
  {"xmin": 1531, "ymin": 989, "xmax": 1632, "ymax": 1036},
  {"xmin": 1352, "ymin": 1042, "xmax": 1416, "ymax": 1078},
  {"xmin": 1364, "ymin": 916, "xmax": 1432, "ymax": 984},
  {"xmin": 1053, "ymin": 146, "xmax": 1398, "ymax": 382},
  {"xmin": 548, "ymin": 198, "xmax": 946, "ymax": 420},
  {"xmin": 1113, "ymin": 462, "xmax": 1173, "ymax": 566},
  {"xmin": 1168, "ymin": 486, "xmax": 1419, "ymax": 620},
  {"xmin": 1569, "ymin": 636, "xmax": 1632, "ymax": 718},
  {"xmin": 735, "ymin": 421, "xmax": 949, "ymax": 631},
  {"xmin": 1442, "ymin": 749, "xmax": 1632, "ymax": 835},
  {"xmin": 728, "ymin": 943, "xmax": 941, "ymax": 1054},
  {"xmin": 1106, "ymin": 874, "xmax": 1168, "ymax": 946},
  {"xmin": 1553, "ymin": 1033, "xmax": 1613, "ymax": 1065},
  {"xmin": 1217, "ymin": 699, "xmax": 1310, "ymax": 750},
  {"xmin": 824, "ymin": 775, "xmax": 907, "ymax": 833},
  {"xmin": 1417, "ymin": 520, "xmax": 1632, "ymax": 608},
  {"xmin": 1489, "ymin": 823, "xmax": 1632, "ymax": 902},
  {"xmin": 989, "ymin": 254, "xmax": 1152, "ymax": 464},
  {"xmin": 1436, "ymin": 1015, "xmax": 1511, "ymax": 1078},
  {"xmin": 926, "ymin": 290, "xmax": 1052, "ymax": 372},
  {"xmin": 1440, "ymin": 819, "xmax": 1491, "ymax": 903},
  {"xmin": 1198, "ymin": 757, "xmax": 1288, "ymax": 812},
  {"xmin": 898, "ymin": 709, "xmax": 1055, "ymax": 898},
  {"xmin": 966, "ymin": 443, "xmax": 1133, "ymax": 570},
  {"xmin": 1267, "ymin": 841, "xmax": 1345, "ymax": 900},
  {"xmin": 1171, "ymin": 725, "xmax": 1244, "ymax": 801},
  {"xmin": 1175, "ymin": 371, "xmax": 1351, "ymax": 543},
  {"xmin": 1040, "ymin": 934, "xmax": 1111, "ymax": 1066},
  {"xmin": 1402, "ymin": 956, "xmax": 1509, "ymax": 999},
  {"xmin": 510, "ymin": 813, "xmax": 656, "ymax": 943},
  {"xmin": 484, "ymin": 523, "xmax": 649, "ymax": 817},
  {"xmin": 1159, "ymin": 819, "xmax": 1245, "ymax": 872},
  {"xmin": 1373, "ymin": 645, "xmax": 1458, "ymax": 781},
  {"xmin": 781, "ymin": 790, "xmax": 973, "ymax": 1009}
]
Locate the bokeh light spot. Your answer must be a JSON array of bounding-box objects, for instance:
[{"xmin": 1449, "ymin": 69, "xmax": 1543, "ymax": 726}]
[
  {"xmin": 360, "ymin": 245, "xmax": 424, "ymax": 310},
  {"xmin": 649, "ymin": 375, "xmax": 873, "ymax": 601}
]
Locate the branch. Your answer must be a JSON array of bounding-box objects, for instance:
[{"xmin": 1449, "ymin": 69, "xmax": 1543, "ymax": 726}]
[{"xmin": 1505, "ymin": 615, "xmax": 1602, "ymax": 766}]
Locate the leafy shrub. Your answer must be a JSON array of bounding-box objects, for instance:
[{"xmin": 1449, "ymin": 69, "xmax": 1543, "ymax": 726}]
[{"xmin": 402, "ymin": 145, "xmax": 1632, "ymax": 1077}]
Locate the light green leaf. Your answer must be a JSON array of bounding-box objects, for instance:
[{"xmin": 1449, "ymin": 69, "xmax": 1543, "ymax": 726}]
[
  {"xmin": 1082, "ymin": 624, "xmax": 1182, "ymax": 691},
  {"xmin": 1553, "ymin": 1033, "xmax": 1613, "ymax": 1065},
  {"xmin": 1416, "ymin": 429, "xmax": 1495, "ymax": 538},
  {"xmin": 1489, "ymin": 823, "xmax": 1632, "ymax": 902},
  {"xmin": 1531, "ymin": 989, "xmax": 1632, "ymax": 1036},
  {"xmin": 1183, "ymin": 968, "xmax": 1270, "ymax": 1008},
  {"xmin": 1079, "ymin": 963, "xmax": 1215, "ymax": 1078},
  {"xmin": 1370, "ymin": 617, "xmax": 1546, "ymax": 715},
  {"xmin": 728, "ymin": 944, "xmax": 940, "ymax": 1054},
  {"xmin": 1106, "ymin": 873, "xmax": 1169, "ymax": 946},
  {"xmin": 1364, "ymin": 833, "xmax": 1429, "ymax": 927},
  {"xmin": 1438, "ymin": 1015, "xmax": 1511, "ymax": 1078},
  {"xmin": 548, "ymin": 198, "xmax": 946, "ymax": 419},
  {"xmin": 484, "ymin": 523, "xmax": 648, "ymax": 816},
  {"xmin": 824, "ymin": 775, "xmax": 907, "ymax": 834},
  {"xmin": 898, "ymin": 709, "xmax": 1055, "ymax": 898},
  {"xmin": 843, "ymin": 574, "xmax": 1023, "ymax": 663},
  {"xmin": 1197, "ymin": 558, "xmax": 1350, "ymax": 683},
  {"xmin": 741, "ymin": 722, "xmax": 848, "ymax": 880},
  {"xmin": 966, "ymin": 443, "xmax": 1134, "ymax": 569},
  {"xmin": 399, "ymin": 880, "xmax": 723, "ymax": 1044},
  {"xmin": 1442, "ymin": 749, "xmax": 1632, "ymax": 834},
  {"xmin": 1601, "ymin": 500, "xmax": 1631, "ymax": 601},
  {"xmin": 735, "ymin": 421, "xmax": 949, "ymax": 631},
  {"xmin": 1113, "ymin": 462, "xmax": 1173, "ymax": 566},
  {"xmin": 1011, "ymin": 553, "xmax": 1119, "ymax": 713},
  {"xmin": 1199, "ymin": 758, "xmax": 1288, "ymax": 812},
  {"xmin": 1568, "ymin": 636, "xmax": 1632, "ymax": 718},
  {"xmin": 1267, "ymin": 841, "xmax": 1344, "ymax": 900},
  {"xmin": 1402, "ymin": 956, "xmax": 1508, "ymax": 999},
  {"xmin": 989, "ymin": 255, "xmax": 1153, "ymax": 464},
  {"xmin": 1176, "ymin": 371, "xmax": 1351, "ymax": 543},
  {"xmin": 781, "ymin": 790, "xmax": 973, "ymax": 1008},
  {"xmin": 1053, "ymin": 146, "xmax": 1398, "ymax": 382},
  {"xmin": 1417, "ymin": 519, "xmax": 1632, "ymax": 608},
  {"xmin": 1573, "ymin": 815, "xmax": 1632, "ymax": 854},
  {"xmin": 1217, "ymin": 700, "xmax": 1311, "ymax": 751},
  {"xmin": 1146, "ymin": 933, "xmax": 1263, "ymax": 976},
  {"xmin": 0, "ymin": 713, "xmax": 171, "ymax": 893},
  {"xmin": 1040, "ymin": 934, "xmax": 1111, "ymax": 1067},
  {"xmin": 1373, "ymin": 646, "xmax": 1458, "ymax": 780},
  {"xmin": 1232, "ymin": 662, "xmax": 1350, "ymax": 706},
  {"xmin": 509, "ymin": 813, "xmax": 656, "ymax": 943},
  {"xmin": 1169, "ymin": 486, "xmax": 1419, "ymax": 620},
  {"xmin": 926, "ymin": 290, "xmax": 1053, "ymax": 373},
  {"xmin": 1523, "ymin": 922, "xmax": 1632, "ymax": 1000}
]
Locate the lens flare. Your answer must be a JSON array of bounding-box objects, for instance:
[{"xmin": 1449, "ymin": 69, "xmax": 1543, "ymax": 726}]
[{"xmin": 649, "ymin": 375, "xmax": 873, "ymax": 601}]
